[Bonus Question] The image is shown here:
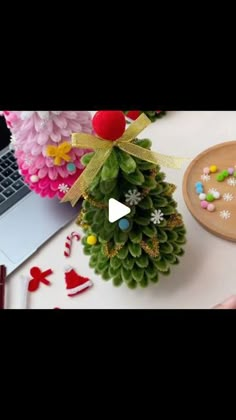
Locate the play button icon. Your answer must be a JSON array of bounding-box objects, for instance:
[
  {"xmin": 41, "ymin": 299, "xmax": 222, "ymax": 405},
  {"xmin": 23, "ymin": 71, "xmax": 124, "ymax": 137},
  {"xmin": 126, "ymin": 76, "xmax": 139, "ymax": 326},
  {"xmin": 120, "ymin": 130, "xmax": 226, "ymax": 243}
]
[{"xmin": 108, "ymin": 198, "xmax": 131, "ymax": 223}]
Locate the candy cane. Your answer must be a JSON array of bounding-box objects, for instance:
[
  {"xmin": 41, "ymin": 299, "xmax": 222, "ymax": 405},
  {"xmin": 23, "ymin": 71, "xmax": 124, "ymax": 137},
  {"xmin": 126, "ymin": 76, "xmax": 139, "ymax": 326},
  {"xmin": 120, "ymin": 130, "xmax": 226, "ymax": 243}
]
[{"xmin": 64, "ymin": 231, "xmax": 81, "ymax": 257}]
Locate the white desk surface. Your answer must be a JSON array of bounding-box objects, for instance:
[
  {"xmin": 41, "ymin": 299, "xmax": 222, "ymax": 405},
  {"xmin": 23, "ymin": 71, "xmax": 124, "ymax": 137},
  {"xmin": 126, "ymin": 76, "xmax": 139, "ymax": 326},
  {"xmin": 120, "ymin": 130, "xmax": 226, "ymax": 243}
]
[{"xmin": 5, "ymin": 111, "xmax": 236, "ymax": 309}]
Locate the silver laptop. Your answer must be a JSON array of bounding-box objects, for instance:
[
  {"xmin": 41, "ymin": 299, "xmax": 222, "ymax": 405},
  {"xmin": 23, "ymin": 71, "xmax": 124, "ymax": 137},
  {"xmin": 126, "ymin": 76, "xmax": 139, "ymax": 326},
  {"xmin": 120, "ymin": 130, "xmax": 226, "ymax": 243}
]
[{"xmin": 0, "ymin": 116, "xmax": 80, "ymax": 276}]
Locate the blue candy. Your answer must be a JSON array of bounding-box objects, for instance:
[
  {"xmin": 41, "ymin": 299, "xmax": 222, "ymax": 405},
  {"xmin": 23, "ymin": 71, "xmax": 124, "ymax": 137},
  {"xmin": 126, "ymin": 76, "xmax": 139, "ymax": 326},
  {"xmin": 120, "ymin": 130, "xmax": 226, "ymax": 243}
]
[
  {"xmin": 195, "ymin": 181, "xmax": 203, "ymax": 188},
  {"xmin": 196, "ymin": 187, "xmax": 203, "ymax": 194}
]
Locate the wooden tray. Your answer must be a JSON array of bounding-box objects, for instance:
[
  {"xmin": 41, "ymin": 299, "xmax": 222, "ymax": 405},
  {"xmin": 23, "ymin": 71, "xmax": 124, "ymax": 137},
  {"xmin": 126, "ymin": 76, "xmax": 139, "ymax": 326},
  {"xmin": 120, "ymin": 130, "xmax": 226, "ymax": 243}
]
[{"xmin": 183, "ymin": 141, "xmax": 236, "ymax": 242}]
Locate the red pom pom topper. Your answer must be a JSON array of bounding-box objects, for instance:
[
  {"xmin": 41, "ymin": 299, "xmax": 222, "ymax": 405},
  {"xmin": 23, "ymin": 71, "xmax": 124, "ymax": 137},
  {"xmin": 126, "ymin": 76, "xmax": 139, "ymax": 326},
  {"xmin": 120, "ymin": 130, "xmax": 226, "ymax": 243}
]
[{"xmin": 92, "ymin": 111, "xmax": 126, "ymax": 141}]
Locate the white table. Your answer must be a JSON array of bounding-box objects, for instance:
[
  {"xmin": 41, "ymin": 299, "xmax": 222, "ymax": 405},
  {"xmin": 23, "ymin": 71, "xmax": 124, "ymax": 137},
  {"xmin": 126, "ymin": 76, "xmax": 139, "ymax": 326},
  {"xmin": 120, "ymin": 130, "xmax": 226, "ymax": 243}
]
[{"xmin": 6, "ymin": 111, "xmax": 236, "ymax": 309}]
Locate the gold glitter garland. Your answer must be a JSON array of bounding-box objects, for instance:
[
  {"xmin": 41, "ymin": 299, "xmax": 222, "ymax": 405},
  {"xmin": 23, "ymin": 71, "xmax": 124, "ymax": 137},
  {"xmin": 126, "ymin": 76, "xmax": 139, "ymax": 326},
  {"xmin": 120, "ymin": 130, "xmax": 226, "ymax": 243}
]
[
  {"xmin": 76, "ymin": 209, "xmax": 90, "ymax": 229},
  {"xmin": 141, "ymin": 168, "xmax": 159, "ymax": 198},
  {"xmin": 150, "ymin": 168, "xmax": 158, "ymax": 178},
  {"xmin": 103, "ymin": 242, "xmax": 125, "ymax": 258},
  {"xmin": 140, "ymin": 236, "xmax": 160, "ymax": 258},
  {"xmin": 82, "ymin": 193, "xmax": 107, "ymax": 209},
  {"xmin": 164, "ymin": 183, "xmax": 177, "ymax": 197},
  {"xmin": 141, "ymin": 188, "xmax": 151, "ymax": 198},
  {"xmin": 166, "ymin": 213, "xmax": 183, "ymax": 228}
]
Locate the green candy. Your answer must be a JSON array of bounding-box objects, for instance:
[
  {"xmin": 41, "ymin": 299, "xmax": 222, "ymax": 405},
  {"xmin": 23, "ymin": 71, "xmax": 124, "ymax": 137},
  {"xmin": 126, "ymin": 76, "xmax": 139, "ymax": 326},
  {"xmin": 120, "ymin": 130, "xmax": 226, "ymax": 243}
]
[
  {"xmin": 222, "ymin": 170, "xmax": 229, "ymax": 177},
  {"xmin": 217, "ymin": 173, "xmax": 225, "ymax": 182},
  {"xmin": 206, "ymin": 193, "xmax": 214, "ymax": 202},
  {"xmin": 234, "ymin": 171, "xmax": 236, "ymax": 178}
]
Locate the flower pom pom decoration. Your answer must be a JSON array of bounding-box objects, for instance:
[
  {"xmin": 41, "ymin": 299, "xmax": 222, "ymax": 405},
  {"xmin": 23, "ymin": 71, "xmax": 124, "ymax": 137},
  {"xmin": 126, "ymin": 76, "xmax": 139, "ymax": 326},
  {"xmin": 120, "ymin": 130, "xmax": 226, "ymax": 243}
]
[{"xmin": 1, "ymin": 111, "xmax": 93, "ymax": 199}]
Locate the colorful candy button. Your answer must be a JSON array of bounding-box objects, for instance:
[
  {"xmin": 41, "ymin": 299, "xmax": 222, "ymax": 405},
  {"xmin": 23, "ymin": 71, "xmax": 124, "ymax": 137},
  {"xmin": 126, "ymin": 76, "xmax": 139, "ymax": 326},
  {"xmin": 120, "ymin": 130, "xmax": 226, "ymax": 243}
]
[
  {"xmin": 203, "ymin": 167, "xmax": 210, "ymax": 175},
  {"xmin": 67, "ymin": 162, "xmax": 76, "ymax": 172},
  {"xmin": 196, "ymin": 187, "xmax": 203, "ymax": 194},
  {"xmin": 210, "ymin": 165, "xmax": 217, "ymax": 173},
  {"xmin": 217, "ymin": 173, "xmax": 225, "ymax": 182},
  {"xmin": 199, "ymin": 193, "xmax": 206, "ymax": 200},
  {"xmin": 228, "ymin": 168, "xmax": 234, "ymax": 175},
  {"xmin": 222, "ymin": 170, "xmax": 229, "ymax": 177},
  {"xmin": 195, "ymin": 182, "xmax": 203, "ymax": 188},
  {"xmin": 213, "ymin": 191, "xmax": 220, "ymax": 199},
  {"xmin": 206, "ymin": 193, "xmax": 214, "ymax": 202},
  {"xmin": 201, "ymin": 200, "xmax": 208, "ymax": 209},
  {"xmin": 207, "ymin": 203, "xmax": 215, "ymax": 212}
]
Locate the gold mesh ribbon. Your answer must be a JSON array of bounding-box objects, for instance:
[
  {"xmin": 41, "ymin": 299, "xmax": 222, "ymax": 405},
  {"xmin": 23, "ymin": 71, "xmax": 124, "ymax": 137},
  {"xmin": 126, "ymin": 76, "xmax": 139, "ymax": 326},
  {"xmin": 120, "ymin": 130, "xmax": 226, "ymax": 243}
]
[{"xmin": 61, "ymin": 113, "xmax": 187, "ymax": 206}]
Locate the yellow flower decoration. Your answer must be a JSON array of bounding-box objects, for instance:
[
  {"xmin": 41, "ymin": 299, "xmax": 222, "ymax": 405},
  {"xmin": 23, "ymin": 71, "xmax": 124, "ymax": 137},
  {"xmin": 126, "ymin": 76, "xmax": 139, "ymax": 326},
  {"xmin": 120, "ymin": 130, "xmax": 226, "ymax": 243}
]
[{"xmin": 46, "ymin": 141, "xmax": 72, "ymax": 166}]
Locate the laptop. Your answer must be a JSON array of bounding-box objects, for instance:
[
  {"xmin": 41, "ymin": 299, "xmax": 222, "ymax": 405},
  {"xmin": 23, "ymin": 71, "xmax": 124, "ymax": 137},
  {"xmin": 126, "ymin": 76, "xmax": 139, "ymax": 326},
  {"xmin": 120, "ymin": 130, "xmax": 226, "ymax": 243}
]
[{"xmin": 0, "ymin": 116, "xmax": 80, "ymax": 276}]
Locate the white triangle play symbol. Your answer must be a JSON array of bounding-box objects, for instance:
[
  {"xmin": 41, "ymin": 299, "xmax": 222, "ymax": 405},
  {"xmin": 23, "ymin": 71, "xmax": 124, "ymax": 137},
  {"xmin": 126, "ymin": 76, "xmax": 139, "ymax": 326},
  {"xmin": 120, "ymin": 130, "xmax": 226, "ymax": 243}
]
[{"xmin": 108, "ymin": 198, "xmax": 131, "ymax": 223}]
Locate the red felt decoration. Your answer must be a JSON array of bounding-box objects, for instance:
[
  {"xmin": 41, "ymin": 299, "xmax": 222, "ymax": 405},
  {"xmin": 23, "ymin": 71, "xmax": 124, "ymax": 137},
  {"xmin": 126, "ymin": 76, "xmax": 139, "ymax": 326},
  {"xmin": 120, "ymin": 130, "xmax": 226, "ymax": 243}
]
[
  {"xmin": 126, "ymin": 111, "xmax": 141, "ymax": 120},
  {"xmin": 92, "ymin": 111, "xmax": 126, "ymax": 141},
  {"xmin": 28, "ymin": 267, "xmax": 53, "ymax": 292},
  {"xmin": 64, "ymin": 266, "xmax": 93, "ymax": 297}
]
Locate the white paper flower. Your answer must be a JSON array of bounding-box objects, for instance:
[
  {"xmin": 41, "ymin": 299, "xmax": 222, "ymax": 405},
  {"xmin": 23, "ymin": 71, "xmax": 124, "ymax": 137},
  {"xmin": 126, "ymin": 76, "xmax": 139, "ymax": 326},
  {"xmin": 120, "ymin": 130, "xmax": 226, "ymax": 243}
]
[
  {"xmin": 201, "ymin": 174, "xmax": 211, "ymax": 182},
  {"xmin": 227, "ymin": 177, "xmax": 236, "ymax": 187},
  {"xmin": 150, "ymin": 209, "xmax": 164, "ymax": 225},
  {"xmin": 223, "ymin": 193, "xmax": 233, "ymax": 202},
  {"xmin": 125, "ymin": 189, "xmax": 142, "ymax": 206},
  {"xmin": 58, "ymin": 183, "xmax": 70, "ymax": 194},
  {"xmin": 220, "ymin": 210, "xmax": 231, "ymax": 220}
]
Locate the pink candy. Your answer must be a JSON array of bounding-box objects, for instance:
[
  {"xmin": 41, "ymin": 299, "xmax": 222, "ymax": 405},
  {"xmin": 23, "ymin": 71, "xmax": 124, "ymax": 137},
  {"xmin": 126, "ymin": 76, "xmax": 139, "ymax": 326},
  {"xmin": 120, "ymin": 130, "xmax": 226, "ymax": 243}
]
[
  {"xmin": 228, "ymin": 167, "xmax": 234, "ymax": 175},
  {"xmin": 207, "ymin": 203, "xmax": 215, "ymax": 212},
  {"xmin": 201, "ymin": 200, "xmax": 208, "ymax": 209},
  {"xmin": 201, "ymin": 201, "xmax": 215, "ymax": 212},
  {"xmin": 203, "ymin": 167, "xmax": 210, "ymax": 175}
]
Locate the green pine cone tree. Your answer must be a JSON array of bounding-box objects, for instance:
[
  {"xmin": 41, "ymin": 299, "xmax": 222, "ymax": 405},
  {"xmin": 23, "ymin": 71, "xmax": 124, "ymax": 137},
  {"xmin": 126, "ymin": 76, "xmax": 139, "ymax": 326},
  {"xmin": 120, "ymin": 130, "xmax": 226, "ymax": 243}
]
[{"xmin": 78, "ymin": 138, "xmax": 186, "ymax": 289}]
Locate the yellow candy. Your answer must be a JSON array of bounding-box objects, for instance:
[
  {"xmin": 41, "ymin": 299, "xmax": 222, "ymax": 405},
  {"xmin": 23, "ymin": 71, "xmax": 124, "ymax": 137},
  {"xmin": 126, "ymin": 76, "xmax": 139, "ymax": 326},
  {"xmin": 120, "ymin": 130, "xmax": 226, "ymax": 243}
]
[
  {"xmin": 210, "ymin": 165, "xmax": 217, "ymax": 173},
  {"xmin": 87, "ymin": 235, "xmax": 97, "ymax": 245}
]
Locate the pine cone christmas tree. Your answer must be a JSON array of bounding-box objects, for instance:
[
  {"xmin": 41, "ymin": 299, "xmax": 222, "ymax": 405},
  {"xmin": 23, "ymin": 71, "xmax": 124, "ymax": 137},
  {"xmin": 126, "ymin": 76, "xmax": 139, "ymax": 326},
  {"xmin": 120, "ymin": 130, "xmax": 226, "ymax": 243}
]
[
  {"xmin": 125, "ymin": 111, "xmax": 166, "ymax": 122},
  {"xmin": 71, "ymin": 111, "xmax": 186, "ymax": 289},
  {"xmin": 1, "ymin": 111, "xmax": 92, "ymax": 199}
]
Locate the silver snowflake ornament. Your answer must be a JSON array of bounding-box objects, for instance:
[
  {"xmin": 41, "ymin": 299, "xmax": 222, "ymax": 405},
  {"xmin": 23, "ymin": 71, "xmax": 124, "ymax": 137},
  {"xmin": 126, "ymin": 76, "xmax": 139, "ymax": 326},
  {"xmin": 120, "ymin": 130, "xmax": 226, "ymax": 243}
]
[
  {"xmin": 125, "ymin": 189, "xmax": 142, "ymax": 206},
  {"xmin": 150, "ymin": 209, "xmax": 164, "ymax": 225},
  {"xmin": 223, "ymin": 192, "xmax": 233, "ymax": 202},
  {"xmin": 201, "ymin": 174, "xmax": 211, "ymax": 182},
  {"xmin": 58, "ymin": 183, "xmax": 70, "ymax": 194},
  {"xmin": 220, "ymin": 210, "xmax": 231, "ymax": 220},
  {"xmin": 227, "ymin": 177, "xmax": 236, "ymax": 187},
  {"xmin": 208, "ymin": 188, "xmax": 218, "ymax": 194}
]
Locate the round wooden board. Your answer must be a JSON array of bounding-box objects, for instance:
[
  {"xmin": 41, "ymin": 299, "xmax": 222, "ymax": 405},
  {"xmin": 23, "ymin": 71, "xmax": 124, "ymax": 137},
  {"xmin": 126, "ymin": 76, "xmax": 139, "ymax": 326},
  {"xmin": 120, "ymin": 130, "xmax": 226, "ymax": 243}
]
[{"xmin": 183, "ymin": 141, "xmax": 236, "ymax": 242}]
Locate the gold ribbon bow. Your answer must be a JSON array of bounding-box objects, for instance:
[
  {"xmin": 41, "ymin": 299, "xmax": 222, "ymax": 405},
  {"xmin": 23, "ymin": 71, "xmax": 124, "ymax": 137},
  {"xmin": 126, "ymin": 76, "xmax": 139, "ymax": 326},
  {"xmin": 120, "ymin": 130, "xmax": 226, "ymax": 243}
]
[
  {"xmin": 46, "ymin": 141, "xmax": 72, "ymax": 166},
  {"xmin": 61, "ymin": 113, "xmax": 187, "ymax": 207}
]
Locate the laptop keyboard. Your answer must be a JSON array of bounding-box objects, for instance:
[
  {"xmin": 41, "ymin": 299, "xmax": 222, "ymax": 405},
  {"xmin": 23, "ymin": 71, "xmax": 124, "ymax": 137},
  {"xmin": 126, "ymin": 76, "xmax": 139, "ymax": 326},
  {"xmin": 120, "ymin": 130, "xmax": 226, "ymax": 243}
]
[{"xmin": 0, "ymin": 150, "xmax": 30, "ymax": 216}]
